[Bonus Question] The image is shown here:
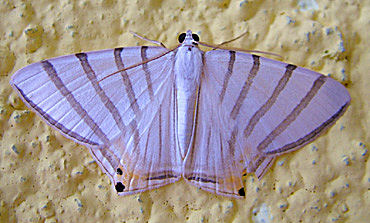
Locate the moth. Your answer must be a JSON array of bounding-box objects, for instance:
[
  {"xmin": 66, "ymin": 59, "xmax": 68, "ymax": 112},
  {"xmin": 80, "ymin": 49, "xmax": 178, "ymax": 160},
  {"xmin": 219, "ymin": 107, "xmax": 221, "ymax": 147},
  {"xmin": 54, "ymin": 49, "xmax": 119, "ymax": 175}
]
[{"xmin": 10, "ymin": 30, "xmax": 350, "ymax": 198}]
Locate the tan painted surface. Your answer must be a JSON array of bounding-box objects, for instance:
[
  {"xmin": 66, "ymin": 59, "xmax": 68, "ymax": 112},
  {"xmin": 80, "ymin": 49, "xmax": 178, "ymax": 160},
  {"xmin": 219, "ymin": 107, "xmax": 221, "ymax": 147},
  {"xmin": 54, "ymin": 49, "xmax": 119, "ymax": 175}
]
[{"xmin": 0, "ymin": 0, "xmax": 368, "ymax": 222}]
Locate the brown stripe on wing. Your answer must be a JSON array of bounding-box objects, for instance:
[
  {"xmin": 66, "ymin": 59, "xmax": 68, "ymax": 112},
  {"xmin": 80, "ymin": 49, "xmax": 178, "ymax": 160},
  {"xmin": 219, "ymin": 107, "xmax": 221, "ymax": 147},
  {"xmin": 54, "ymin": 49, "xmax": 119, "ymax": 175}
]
[
  {"xmin": 171, "ymin": 81, "xmax": 178, "ymax": 158},
  {"xmin": 41, "ymin": 60, "xmax": 110, "ymax": 145},
  {"xmin": 158, "ymin": 104, "xmax": 163, "ymax": 163},
  {"xmin": 257, "ymin": 75, "xmax": 327, "ymax": 152},
  {"xmin": 230, "ymin": 54, "xmax": 260, "ymax": 120},
  {"xmin": 146, "ymin": 171, "xmax": 179, "ymax": 180},
  {"xmin": 255, "ymin": 157, "xmax": 275, "ymax": 179},
  {"xmin": 227, "ymin": 127, "xmax": 238, "ymax": 157},
  {"xmin": 187, "ymin": 175, "xmax": 217, "ymax": 184},
  {"xmin": 139, "ymin": 119, "xmax": 153, "ymax": 184},
  {"xmin": 223, "ymin": 129, "xmax": 239, "ymax": 194},
  {"xmin": 219, "ymin": 132, "xmax": 225, "ymax": 179},
  {"xmin": 205, "ymin": 128, "xmax": 212, "ymax": 171},
  {"xmin": 219, "ymin": 50, "xmax": 236, "ymax": 102},
  {"xmin": 114, "ymin": 48, "xmax": 141, "ymax": 148},
  {"xmin": 141, "ymin": 46, "xmax": 155, "ymax": 101},
  {"xmin": 244, "ymin": 64, "xmax": 297, "ymax": 138},
  {"xmin": 76, "ymin": 52, "xmax": 126, "ymax": 136},
  {"xmin": 249, "ymin": 155, "xmax": 265, "ymax": 172},
  {"xmin": 264, "ymin": 102, "xmax": 349, "ymax": 155},
  {"xmin": 114, "ymin": 48, "xmax": 140, "ymax": 114},
  {"xmin": 15, "ymin": 84, "xmax": 99, "ymax": 146}
]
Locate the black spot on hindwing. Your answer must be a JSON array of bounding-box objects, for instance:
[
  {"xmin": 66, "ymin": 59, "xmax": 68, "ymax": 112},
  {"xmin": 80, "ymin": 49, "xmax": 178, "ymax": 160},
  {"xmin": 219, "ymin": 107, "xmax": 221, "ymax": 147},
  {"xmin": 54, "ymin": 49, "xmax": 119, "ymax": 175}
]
[
  {"xmin": 115, "ymin": 182, "xmax": 125, "ymax": 192},
  {"xmin": 238, "ymin": 187, "xmax": 245, "ymax": 197},
  {"xmin": 116, "ymin": 168, "xmax": 123, "ymax": 175}
]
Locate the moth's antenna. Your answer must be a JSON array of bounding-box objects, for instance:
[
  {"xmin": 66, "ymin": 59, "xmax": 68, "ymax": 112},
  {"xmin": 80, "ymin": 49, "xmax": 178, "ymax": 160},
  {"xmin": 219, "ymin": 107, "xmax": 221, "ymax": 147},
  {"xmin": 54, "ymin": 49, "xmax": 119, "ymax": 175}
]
[
  {"xmin": 197, "ymin": 30, "xmax": 282, "ymax": 59},
  {"xmin": 130, "ymin": 31, "xmax": 167, "ymax": 48},
  {"xmin": 216, "ymin": 30, "xmax": 249, "ymax": 46},
  {"xmin": 198, "ymin": 41, "xmax": 283, "ymax": 59}
]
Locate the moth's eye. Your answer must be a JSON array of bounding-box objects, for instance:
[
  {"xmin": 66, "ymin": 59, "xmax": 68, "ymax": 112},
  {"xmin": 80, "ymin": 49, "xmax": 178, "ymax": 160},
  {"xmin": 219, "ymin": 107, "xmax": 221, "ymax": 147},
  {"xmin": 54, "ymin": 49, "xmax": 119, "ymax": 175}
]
[
  {"xmin": 192, "ymin": 34, "xmax": 200, "ymax": 42},
  {"xmin": 178, "ymin": 33, "xmax": 186, "ymax": 43}
]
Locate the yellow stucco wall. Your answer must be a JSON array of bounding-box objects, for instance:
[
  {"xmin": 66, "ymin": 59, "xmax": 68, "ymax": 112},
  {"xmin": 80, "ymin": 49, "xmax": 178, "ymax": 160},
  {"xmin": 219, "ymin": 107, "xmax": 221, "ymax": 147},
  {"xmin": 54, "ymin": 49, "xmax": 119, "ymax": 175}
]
[{"xmin": 0, "ymin": 0, "xmax": 368, "ymax": 222}]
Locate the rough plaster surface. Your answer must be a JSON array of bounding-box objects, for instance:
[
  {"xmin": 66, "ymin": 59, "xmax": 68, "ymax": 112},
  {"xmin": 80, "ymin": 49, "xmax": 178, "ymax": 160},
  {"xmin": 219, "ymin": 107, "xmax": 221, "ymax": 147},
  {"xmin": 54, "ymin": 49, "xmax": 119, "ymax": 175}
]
[{"xmin": 0, "ymin": 0, "xmax": 368, "ymax": 222}]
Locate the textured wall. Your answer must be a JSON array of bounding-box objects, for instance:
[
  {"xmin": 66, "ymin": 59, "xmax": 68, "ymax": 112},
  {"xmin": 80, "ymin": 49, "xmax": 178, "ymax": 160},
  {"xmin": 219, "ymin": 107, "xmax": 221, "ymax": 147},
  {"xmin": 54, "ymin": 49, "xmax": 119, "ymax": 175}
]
[{"xmin": 0, "ymin": 0, "xmax": 368, "ymax": 222}]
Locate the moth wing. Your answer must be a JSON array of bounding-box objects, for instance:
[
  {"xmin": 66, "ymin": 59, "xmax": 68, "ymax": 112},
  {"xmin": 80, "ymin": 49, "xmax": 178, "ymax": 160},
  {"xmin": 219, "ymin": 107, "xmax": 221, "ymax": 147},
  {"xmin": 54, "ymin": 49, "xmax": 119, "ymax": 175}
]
[
  {"xmin": 89, "ymin": 54, "xmax": 182, "ymax": 194},
  {"xmin": 185, "ymin": 50, "xmax": 350, "ymax": 198},
  {"xmin": 11, "ymin": 46, "xmax": 182, "ymax": 195}
]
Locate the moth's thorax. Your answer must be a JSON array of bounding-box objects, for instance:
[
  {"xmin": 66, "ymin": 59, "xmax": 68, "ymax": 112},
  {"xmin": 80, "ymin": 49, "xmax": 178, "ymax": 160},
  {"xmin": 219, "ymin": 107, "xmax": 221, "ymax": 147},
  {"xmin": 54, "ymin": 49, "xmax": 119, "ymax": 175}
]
[
  {"xmin": 174, "ymin": 45, "xmax": 203, "ymax": 90},
  {"xmin": 174, "ymin": 43, "xmax": 203, "ymax": 159}
]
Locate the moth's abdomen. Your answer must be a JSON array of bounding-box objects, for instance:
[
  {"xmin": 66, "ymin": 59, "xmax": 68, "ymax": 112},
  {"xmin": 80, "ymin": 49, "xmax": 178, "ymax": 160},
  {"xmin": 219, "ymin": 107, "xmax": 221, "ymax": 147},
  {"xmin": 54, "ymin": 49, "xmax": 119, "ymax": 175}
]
[{"xmin": 175, "ymin": 88, "xmax": 198, "ymax": 158}]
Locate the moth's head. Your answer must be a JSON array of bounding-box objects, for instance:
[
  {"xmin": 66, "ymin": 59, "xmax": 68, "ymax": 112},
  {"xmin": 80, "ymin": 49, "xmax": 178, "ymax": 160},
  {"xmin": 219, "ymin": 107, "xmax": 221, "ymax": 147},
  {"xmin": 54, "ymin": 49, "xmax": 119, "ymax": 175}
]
[{"xmin": 178, "ymin": 30, "xmax": 199, "ymax": 46}]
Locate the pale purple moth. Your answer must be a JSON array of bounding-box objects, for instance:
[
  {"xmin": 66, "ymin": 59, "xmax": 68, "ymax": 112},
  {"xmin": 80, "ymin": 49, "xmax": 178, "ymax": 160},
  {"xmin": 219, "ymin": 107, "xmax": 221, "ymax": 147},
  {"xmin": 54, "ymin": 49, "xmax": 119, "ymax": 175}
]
[{"xmin": 10, "ymin": 30, "xmax": 350, "ymax": 198}]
